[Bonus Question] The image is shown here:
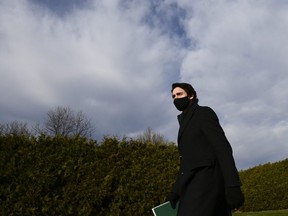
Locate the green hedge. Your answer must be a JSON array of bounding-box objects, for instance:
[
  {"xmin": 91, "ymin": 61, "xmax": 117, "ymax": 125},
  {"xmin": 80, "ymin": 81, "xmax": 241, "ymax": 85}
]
[
  {"xmin": 0, "ymin": 135, "xmax": 178, "ymax": 215},
  {"xmin": 0, "ymin": 135, "xmax": 287, "ymax": 215},
  {"xmin": 239, "ymin": 159, "xmax": 288, "ymax": 212}
]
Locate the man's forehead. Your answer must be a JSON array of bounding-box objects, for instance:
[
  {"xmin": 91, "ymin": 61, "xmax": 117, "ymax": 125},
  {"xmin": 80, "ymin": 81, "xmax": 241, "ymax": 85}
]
[{"xmin": 172, "ymin": 87, "xmax": 185, "ymax": 93}]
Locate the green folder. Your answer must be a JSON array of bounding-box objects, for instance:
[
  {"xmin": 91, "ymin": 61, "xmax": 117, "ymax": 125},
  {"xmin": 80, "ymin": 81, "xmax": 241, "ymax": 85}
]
[{"xmin": 152, "ymin": 201, "xmax": 179, "ymax": 216}]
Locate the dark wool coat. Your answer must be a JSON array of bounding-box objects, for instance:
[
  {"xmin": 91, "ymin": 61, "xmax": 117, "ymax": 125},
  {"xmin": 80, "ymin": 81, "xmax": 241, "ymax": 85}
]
[{"xmin": 172, "ymin": 102, "xmax": 241, "ymax": 216}]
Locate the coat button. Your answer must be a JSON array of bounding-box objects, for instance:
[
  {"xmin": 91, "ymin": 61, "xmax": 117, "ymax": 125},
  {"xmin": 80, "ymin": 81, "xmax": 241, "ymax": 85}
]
[{"xmin": 181, "ymin": 172, "xmax": 184, "ymax": 175}]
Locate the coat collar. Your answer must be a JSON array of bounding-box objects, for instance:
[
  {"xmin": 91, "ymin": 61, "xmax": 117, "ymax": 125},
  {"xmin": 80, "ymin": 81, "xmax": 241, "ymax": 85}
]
[{"xmin": 177, "ymin": 101, "xmax": 198, "ymax": 143}]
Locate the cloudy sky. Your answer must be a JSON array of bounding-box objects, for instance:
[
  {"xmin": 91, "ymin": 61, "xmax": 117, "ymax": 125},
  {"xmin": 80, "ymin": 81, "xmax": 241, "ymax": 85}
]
[{"xmin": 1, "ymin": 0, "xmax": 288, "ymax": 170}]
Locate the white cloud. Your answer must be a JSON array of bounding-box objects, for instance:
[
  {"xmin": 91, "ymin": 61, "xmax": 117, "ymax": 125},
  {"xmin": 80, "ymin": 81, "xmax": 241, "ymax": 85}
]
[
  {"xmin": 178, "ymin": 0, "xmax": 288, "ymax": 168},
  {"xmin": 0, "ymin": 0, "xmax": 182, "ymax": 138},
  {"xmin": 1, "ymin": 0, "xmax": 288, "ymax": 169}
]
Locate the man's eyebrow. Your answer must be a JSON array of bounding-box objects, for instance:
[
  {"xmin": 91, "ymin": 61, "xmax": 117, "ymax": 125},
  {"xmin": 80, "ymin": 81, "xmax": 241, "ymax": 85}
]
[
  {"xmin": 172, "ymin": 92, "xmax": 183, "ymax": 98},
  {"xmin": 175, "ymin": 92, "xmax": 183, "ymax": 95}
]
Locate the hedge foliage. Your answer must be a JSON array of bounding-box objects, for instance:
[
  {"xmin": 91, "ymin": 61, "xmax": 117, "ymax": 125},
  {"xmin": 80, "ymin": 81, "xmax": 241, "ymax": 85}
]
[
  {"xmin": 239, "ymin": 159, "xmax": 288, "ymax": 212},
  {"xmin": 0, "ymin": 135, "xmax": 287, "ymax": 215},
  {"xmin": 0, "ymin": 135, "xmax": 178, "ymax": 215}
]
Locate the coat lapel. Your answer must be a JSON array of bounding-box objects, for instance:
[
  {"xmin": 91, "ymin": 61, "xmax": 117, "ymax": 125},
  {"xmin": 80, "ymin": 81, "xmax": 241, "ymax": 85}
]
[{"xmin": 177, "ymin": 103, "xmax": 198, "ymax": 143}]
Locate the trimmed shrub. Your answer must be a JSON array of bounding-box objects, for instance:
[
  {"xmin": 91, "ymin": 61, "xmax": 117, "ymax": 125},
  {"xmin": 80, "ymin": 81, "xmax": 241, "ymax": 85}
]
[
  {"xmin": 0, "ymin": 135, "xmax": 178, "ymax": 215},
  {"xmin": 1, "ymin": 135, "xmax": 287, "ymax": 214},
  {"xmin": 239, "ymin": 159, "xmax": 288, "ymax": 212}
]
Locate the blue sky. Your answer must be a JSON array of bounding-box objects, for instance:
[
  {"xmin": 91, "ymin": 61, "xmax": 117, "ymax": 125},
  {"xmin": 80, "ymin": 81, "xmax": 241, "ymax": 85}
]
[{"xmin": 1, "ymin": 0, "xmax": 288, "ymax": 170}]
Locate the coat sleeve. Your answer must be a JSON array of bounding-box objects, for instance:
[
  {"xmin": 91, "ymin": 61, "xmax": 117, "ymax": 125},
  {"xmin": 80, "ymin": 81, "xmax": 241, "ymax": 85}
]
[
  {"xmin": 199, "ymin": 107, "xmax": 242, "ymax": 187},
  {"xmin": 171, "ymin": 169, "xmax": 181, "ymax": 195}
]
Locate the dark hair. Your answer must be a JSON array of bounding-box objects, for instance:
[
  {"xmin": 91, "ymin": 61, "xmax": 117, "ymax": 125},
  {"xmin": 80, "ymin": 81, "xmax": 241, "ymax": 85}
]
[{"xmin": 171, "ymin": 82, "xmax": 198, "ymax": 101}]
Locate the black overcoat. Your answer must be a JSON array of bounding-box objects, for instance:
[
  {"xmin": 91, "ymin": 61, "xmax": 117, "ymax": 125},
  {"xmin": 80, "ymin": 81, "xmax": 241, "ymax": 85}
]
[{"xmin": 171, "ymin": 102, "xmax": 241, "ymax": 216}]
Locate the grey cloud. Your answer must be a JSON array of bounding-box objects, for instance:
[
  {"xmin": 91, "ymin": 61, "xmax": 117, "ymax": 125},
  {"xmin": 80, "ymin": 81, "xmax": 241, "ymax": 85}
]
[
  {"xmin": 0, "ymin": 0, "xmax": 181, "ymax": 141},
  {"xmin": 178, "ymin": 0, "xmax": 288, "ymax": 169},
  {"xmin": 1, "ymin": 0, "xmax": 288, "ymax": 170}
]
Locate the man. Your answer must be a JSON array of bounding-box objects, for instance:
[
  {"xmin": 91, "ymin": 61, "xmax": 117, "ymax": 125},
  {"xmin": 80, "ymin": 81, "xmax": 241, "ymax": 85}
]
[{"xmin": 167, "ymin": 83, "xmax": 244, "ymax": 216}]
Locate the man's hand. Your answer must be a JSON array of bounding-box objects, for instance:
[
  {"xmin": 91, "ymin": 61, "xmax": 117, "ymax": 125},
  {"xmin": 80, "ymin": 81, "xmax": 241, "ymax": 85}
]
[
  {"xmin": 225, "ymin": 187, "xmax": 245, "ymax": 209},
  {"xmin": 166, "ymin": 192, "xmax": 179, "ymax": 209}
]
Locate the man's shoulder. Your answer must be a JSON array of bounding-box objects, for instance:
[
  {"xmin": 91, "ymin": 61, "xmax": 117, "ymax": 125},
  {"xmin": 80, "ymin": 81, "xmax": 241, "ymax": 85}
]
[
  {"xmin": 196, "ymin": 105, "xmax": 219, "ymax": 120},
  {"xmin": 196, "ymin": 105, "xmax": 218, "ymax": 116},
  {"xmin": 196, "ymin": 105, "xmax": 214, "ymax": 112}
]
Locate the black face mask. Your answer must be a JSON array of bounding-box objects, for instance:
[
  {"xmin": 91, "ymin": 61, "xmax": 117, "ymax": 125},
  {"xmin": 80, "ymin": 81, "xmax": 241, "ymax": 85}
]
[{"xmin": 173, "ymin": 96, "xmax": 191, "ymax": 111}]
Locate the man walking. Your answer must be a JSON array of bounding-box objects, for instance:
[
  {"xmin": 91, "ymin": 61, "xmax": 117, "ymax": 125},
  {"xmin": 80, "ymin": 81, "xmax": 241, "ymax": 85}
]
[{"xmin": 167, "ymin": 82, "xmax": 244, "ymax": 216}]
